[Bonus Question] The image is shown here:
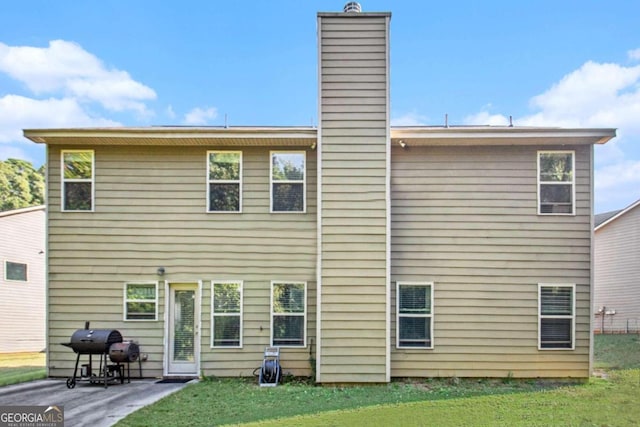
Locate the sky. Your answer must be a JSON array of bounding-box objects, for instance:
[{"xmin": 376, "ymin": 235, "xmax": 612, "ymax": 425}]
[{"xmin": 0, "ymin": 0, "xmax": 638, "ymax": 213}]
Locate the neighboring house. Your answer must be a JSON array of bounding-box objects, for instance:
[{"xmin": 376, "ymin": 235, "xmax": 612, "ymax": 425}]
[
  {"xmin": 594, "ymin": 199, "xmax": 640, "ymax": 333},
  {"xmin": 0, "ymin": 205, "xmax": 46, "ymax": 353},
  {"xmin": 24, "ymin": 4, "xmax": 616, "ymax": 382}
]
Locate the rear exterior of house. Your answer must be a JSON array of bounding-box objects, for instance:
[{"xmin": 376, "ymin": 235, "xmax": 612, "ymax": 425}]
[
  {"xmin": 594, "ymin": 200, "xmax": 640, "ymax": 333},
  {"xmin": 0, "ymin": 205, "xmax": 46, "ymax": 352},
  {"xmin": 25, "ymin": 4, "xmax": 615, "ymax": 381}
]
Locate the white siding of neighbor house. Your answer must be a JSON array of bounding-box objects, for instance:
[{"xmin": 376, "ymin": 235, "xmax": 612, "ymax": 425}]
[
  {"xmin": 594, "ymin": 203, "xmax": 640, "ymax": 333},
  {"xmin": 0, "ymin": 206, "xmax": 46, "ymax": 353},
  {"xmin": 46, "ymin": 145, "xmax": 316, "ymax": 378},
  {"xmin": 317, "ymin": 12, "xmax": 391, "ymax": 383},
  {"xmin": 390, "ymin": 144, "xmax": 593, "ymax": 378}
]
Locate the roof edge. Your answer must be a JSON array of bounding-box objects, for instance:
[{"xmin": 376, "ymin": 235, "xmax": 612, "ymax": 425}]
[
  {"xmin": 595, "ymin": 198, "xmax": 640, "ymax": 231},
  {"xmin": 0, "ymin": 205, "xmax": 46, "ymax": 218}
]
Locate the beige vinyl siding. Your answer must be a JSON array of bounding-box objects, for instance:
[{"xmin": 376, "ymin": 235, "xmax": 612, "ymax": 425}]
[
  {"xmin": 47, "ymin": 145, "xmax": 316, "ymax": 378},
  {"xmin": 594, "ymin": 203, "xmax": 640, "ymax": 333},
  {"xmin": 318, "ymin": 13, "xmax": 390, "ymax": 383},
  {"xmin": 0, "ymin": 207, "xmax": 46, "ymax": 352},
  {"xmin": 390, "ymin": 144, "xmax": 592, "ymax": 378}
]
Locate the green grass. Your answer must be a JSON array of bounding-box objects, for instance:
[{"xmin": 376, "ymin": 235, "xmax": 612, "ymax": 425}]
[
  {"xmin": 246, "ymin": 370, "xmax": 640, "ymax": 427},
  {"xmin": 593, "ymin": 333, "xmax": 640, "ymax": 369},
  {"xmin": 0, "ymin": 352, "xmax": 46, "ymax": 387},
  {"xmin": 117, "ymin": 376, "xmax": 580, "ymax": 427},
  {"xmin": 117, "ymin": 334, "xmax": 640, "ymax": 426}
]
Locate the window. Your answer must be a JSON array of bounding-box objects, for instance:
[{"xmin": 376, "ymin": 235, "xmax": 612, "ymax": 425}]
[
  {"xmin": 397, "ymin": 282, "xmax": 433, "ymax": 348},
  {"xmin": 538, "ymin": 151, "xmax": 575, "ymax": 215},
  {"xmin": 539, "ymin": 284, "xmax": 575, "ymax": 350},
  {"xmin": 271, "ymin": 281, "xmax": 306, "ymax": 347},
  {"xmin": 271, "ymin": 151, "xmax": 305, "ymax": 212},
  {"xmin": 124, "ymin": 282, "xmax": 158, "ymax": 321},
  {"xmin": 62, "ymin": 150, "xmax": 94, "ymax": 211},
  {"xmin": 5, "ymin": 261, "xmax": 27, "ymax": 281},
  {"xmin": 208, "ymin": 151, "xmax": 242, "ymax": 212},
  {"xmin": 212, "ymin": 281, "xmax": 242, "ymax": 347}
]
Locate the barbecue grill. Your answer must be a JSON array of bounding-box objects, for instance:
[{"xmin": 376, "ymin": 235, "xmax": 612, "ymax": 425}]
[{"xmin": 61, "ymin": 322, "xmax": 141, "ymax": 388}]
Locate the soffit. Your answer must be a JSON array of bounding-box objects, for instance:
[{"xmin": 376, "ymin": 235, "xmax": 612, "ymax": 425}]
[
  {"xmin": 390, "ymin": 127, "xmax": 616, "ymax": 146},
  {"xmin": 23, "ymin": 127, "xmax": 318, "ymax": 147}
]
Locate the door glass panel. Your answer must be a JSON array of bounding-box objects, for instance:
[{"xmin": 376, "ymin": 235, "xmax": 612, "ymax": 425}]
[{"xmin": 173, "ymin": 290, "xmax": 195, "ymax": 362}]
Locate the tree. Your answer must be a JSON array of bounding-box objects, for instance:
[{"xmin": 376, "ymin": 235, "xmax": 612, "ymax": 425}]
[{"xmin": 0, "ymin": 159, "xmax": 45, "ymax": 212}]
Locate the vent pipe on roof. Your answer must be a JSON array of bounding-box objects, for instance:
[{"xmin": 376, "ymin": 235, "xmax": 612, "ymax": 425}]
[{"xmin": 344, "ymin": 2, "xmax": 362, "ymax": 13}]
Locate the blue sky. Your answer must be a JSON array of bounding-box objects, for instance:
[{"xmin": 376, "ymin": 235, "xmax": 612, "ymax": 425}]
[{"xmin": 1, "ymin": 0, "xmax": 639, "ymax": 213}]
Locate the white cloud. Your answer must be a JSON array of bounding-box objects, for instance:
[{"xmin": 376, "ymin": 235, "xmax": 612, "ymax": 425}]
[
  {"xmin": 391, "ymin": 112, "xmax": 429, "ymax": 126},
  {"xmin": 0, "ymin": 40, "xmax": 156, "ymax": 113},
  {"xmin": 463, "ymin": 111, "xmax": 510, "ymax": 126},
  {"xmin": 628, "ymin": 48, "xmax": 640, "ymax": 62},
  {"xmin": 0, "ymin": 144, "xmax": 32, "ymax": 162},
  {"xmin": 595, "ymin": 160, "xmax": 640, "ymax": 190},
  {"xmin": 165, "ymin": 105, "xmax": 177, "ymax": 120},
  {"xmin": 183, "ymin": 107, "xmax": 217, "ymax": 125},
  {"xmin": 521, "ymin": 61, "xmax": 640, "ymax": 131},
  {"xmin": 0, "ymin": 94, "xmax": 120, "ymax": 143}
]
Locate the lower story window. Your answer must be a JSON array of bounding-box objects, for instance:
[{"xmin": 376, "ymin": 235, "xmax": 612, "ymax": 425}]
[
  {"xmin": 124, "ymin": 282, "xmax": 158, "ymax": 321},
  {"xmin": 5, "ymin": 261, "xmax": 27, "ymax": 281},
  {"xmin": 212, "ymin": 281, "xmax": 242, "ymax": 348},
  {"xmin": 271, "ymin": 281, "xmax": 306, "ymax": 347},
  {"xmin": 539, "ymin": 284, "xmax": 575, "ymax": 350},
  {"xmin": 397, "ymin": 282, "xmax": 433, "ymax": 349}
]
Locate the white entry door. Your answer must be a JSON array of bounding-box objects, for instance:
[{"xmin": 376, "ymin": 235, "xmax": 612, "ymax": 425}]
[{"xmin": 167, "ymin": 283, "xmax": 200, "ymax": 376}]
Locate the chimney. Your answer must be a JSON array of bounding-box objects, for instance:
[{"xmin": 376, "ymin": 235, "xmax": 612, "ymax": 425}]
[{"xmin": 316, "ymin": 4, "xmax": 391, "ymax": 383}]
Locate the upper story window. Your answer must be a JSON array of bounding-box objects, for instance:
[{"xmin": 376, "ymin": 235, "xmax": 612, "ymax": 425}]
[
  {"xmin": 124, "ymin": 282, "xmax": 158, "ymax": 321},
  {"xmin": 208, "ymin": 151, "xmax": 242, "ymax": 212},
  {"xmin": 211, "ymin": 281, "xmax": 243, "ymax": 348},
  {"xmin": 538, "ymin": 151, "xmax": 575, "ymax": 215},
  {"xmin": 271, "ymin": 151, "xmax": 305, "ymax": 213},
  {"xmin": 397, "ymin": 282, "xmax": 433, "ymax": 349},
  {"xmin": 539, "ymin": 284, "xmax": 575, "ymax": 350},
  {"xmin": 62, "ymin": 150, "xmax": 94, "ymax": 211},
  {"xmin": 5, "ymin": 261, "xmax": 27, "ymax": 282}
]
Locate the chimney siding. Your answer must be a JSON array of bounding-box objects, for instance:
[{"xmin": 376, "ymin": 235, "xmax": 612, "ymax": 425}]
[{"xmin": 317, "ymin": 11, "xmax": 391, "ymax": 383}]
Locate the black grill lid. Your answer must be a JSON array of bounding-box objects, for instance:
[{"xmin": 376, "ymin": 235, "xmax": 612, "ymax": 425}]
[{"xmin": 63, "ymin": 329, "xmax": 123, "ymax": 354}]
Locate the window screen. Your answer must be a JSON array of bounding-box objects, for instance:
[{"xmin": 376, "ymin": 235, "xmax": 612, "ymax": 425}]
[{"xmin": 397, "ymin": 283, "xmax": 433, "ymax": 348}]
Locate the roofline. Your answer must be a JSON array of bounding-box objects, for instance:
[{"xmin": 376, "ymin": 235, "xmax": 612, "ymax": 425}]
[
  {"xmin": 23, "ymin": 125, "xmax": 616, "ymax": 146},
  {"xmin": 23, "ymin": 127, "xmax": 318, "ymax": 144},
  {"xmin": 595, "ymin": 198, "xmax": 640, "ymax": 231},
  {"xmin": 391, "ymin": 127, "xmax": 616, "ymax": 145},
  {"xmin": 0, "ymin": 205, "xmax": 46, "ymax": 218}
]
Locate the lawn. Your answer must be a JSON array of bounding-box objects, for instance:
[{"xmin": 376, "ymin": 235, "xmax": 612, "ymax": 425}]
[
  {"xmin": 0, "ymin": 352, "xmax": 46, "ymax": 387},
  {"xmin": 117, "ymin": 334, "xmax": 640, "ymax": 427},
  {"xmin": 594, "ymin": 333, "xmax": 640, "ymax": 369}
]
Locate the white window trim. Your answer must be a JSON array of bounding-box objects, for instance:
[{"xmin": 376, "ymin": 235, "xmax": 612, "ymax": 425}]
[
  {"xmin": 61, "ymin": 149, "xmax": 95, "ymax": 212},
  {"xmin": 270, "ymin": 281, "xmax": 307, "ymax": 348},
  {"xmin": 537, "ymin": 150, "xmax": 575, "ymax": 216},
  {"xmin": 4, "ymin": 259, "xmax": 28, "ymax": 282},
  {"xmin": 270, "ymin": 151, "xmax": 307, "ymax": 214},
  {"xmin": 206, "ymin": 151, "xmax": 242, "ymax": 213},
  {"xmin": 396, "ymin": 281, "xmax": 434, "ymax": 349},
  {"xmin": 123, "ymin": 281, "xmax": 159, "ymax": 321},
  {"xmin": 211, "ymin": 280, "xmax": 243, "ymax": 349},
  {"xmin": 538, "ymin": 283, "xmax": 575, "ymax": 351}
]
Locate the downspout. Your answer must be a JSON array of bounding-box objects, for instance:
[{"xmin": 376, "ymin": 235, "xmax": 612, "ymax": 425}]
[
  {"xmin": 384, "ymin": 14, "xmax": 392, "ymax": 383},
  {"xmin": 588, "ymin": 144, "xmax": 595, "ymax": 376}
]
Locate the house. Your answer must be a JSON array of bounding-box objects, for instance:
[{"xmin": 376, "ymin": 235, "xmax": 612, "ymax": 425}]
[
  {"xmin": 23, "ymin": 3, "xmax": 616, "ymax": 382},
  {"xmin": 0, "ymin": 205, "xmax": 46, "ymax": 353},
  {"xmin": 594, "ymin": 199, "xmax": 640, "ymax": 333}
]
